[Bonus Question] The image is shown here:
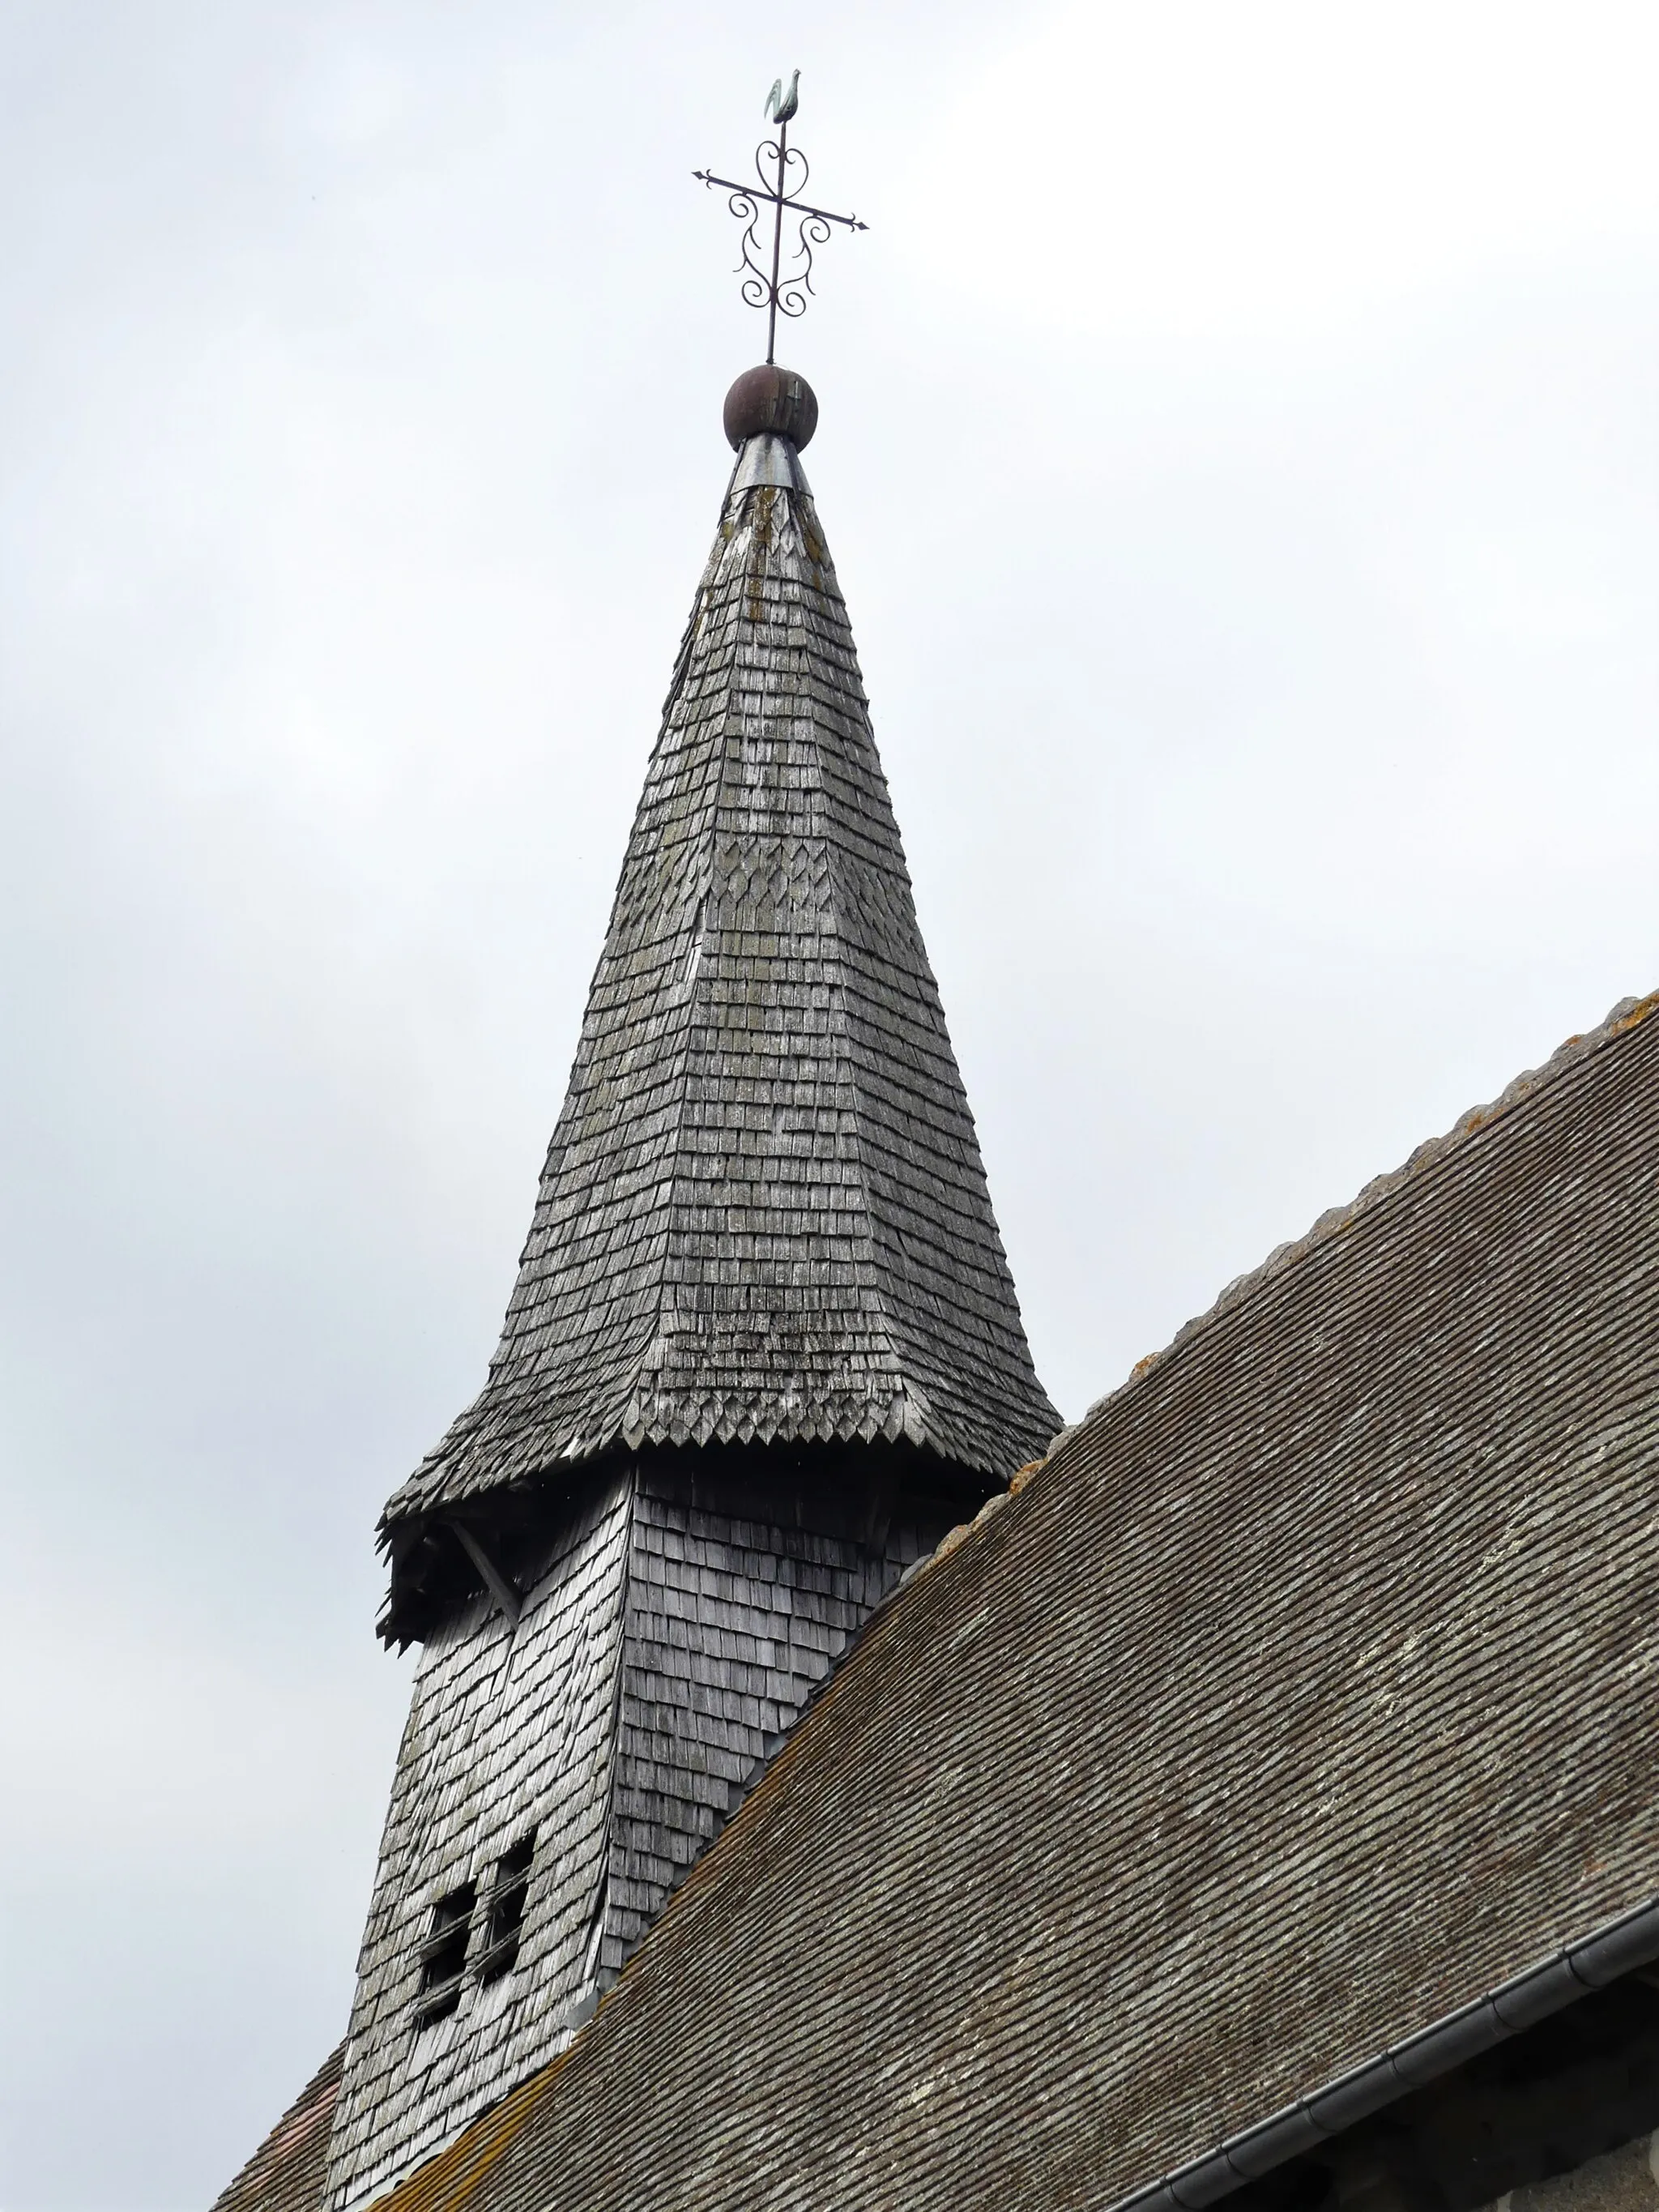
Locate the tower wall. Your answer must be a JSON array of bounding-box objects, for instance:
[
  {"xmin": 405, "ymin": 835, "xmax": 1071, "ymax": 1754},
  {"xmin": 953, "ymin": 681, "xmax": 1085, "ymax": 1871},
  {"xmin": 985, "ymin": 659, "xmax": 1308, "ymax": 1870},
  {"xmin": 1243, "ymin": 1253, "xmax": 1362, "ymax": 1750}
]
[
  {"xmin": 326, "ymin": 1478, "xmax": 632, "ymax": 2212},
  {"xmin": 605, "ymin": 1465, "xmax": 940, "ymax": 1968},
  {"xmin": 326, "ymin": 1459, "xmax": 953, "ymax": 2212}
]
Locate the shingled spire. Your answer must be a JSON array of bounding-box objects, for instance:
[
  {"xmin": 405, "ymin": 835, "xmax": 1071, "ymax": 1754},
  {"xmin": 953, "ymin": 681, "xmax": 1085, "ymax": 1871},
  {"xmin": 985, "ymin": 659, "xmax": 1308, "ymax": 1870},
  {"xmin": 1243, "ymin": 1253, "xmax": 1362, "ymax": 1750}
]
[
  {"xmin": 322, "ymin": 370, "xmax": 1058, "ymax": 2212},
  {"xmin": 378, "ymin": 365, "xmax": 1056, "ymax": 1629}
]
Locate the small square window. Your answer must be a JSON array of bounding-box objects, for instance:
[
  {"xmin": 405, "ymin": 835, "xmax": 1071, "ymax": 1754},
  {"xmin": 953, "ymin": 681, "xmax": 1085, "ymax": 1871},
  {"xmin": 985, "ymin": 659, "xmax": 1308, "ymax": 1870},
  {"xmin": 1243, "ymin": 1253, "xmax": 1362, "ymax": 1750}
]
[
  {"xmin": 475, "ymin": 1834, "xmax": 536, "ymax": 1985},
  {"xmin": 414, "ymin": 1881, "xmax": 476, "ymax": 2025}
]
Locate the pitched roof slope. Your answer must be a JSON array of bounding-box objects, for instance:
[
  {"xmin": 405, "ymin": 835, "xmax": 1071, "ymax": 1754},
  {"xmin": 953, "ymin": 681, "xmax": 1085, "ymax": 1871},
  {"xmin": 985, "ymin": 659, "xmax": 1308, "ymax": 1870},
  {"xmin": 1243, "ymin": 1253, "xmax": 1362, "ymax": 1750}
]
[
  {"xmin": 370, "ymin": 993, "xmax": 1659, "ymax": 2212},
  {"xmin": 211, "ymin": 2045, "xmax": 342, "ymax": 2212},
  {"xmin": 386, "ymin": 439, "xmax": 1056, "ymax": 1531}
]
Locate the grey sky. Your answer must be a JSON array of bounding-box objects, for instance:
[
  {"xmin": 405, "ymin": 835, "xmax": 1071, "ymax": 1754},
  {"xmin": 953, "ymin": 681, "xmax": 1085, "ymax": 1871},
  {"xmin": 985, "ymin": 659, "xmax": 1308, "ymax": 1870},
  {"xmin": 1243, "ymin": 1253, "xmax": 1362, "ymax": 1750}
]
[{"xmin": 0, "ymin": 3, "xmax": 1654, "ymax": 2206}]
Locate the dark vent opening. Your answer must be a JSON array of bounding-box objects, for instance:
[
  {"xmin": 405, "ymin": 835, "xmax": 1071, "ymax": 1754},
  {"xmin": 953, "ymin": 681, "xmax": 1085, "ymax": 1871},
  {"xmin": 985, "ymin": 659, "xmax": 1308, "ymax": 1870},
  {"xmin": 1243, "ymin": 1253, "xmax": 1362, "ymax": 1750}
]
[
  {"xmin": 476, "ymin": 1834, "xmax": 536, "ymax": 1985},
  {"xmin": 414, "ymin": 1880, "xmax": 476, "ymax": 2025}
]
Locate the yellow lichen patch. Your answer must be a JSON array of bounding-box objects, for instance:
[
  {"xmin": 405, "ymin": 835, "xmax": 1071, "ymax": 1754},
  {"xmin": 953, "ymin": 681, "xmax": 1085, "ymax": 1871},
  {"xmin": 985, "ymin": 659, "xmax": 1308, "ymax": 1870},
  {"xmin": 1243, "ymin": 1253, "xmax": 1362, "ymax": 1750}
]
[
  {"xmin": 367, "ymin": 2057, "xmax": 559, "ymax": 2212},
  {"xmin": 800, "ymin": 507, "xmax": 829, "ymax": 578},
  {"xmin": 744, "ymin": 486, "xmax": 778, "ymax": 624},
  {"xmin": 1611, "ymin": 992, "xmax": 1659, "ymax": 1036}
]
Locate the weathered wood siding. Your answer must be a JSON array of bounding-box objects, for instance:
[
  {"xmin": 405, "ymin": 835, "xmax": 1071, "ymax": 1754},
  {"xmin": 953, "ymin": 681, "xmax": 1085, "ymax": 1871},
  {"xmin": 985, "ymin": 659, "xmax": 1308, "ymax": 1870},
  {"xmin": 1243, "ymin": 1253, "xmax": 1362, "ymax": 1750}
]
[
  {"xmin": 605, "ymin": 1471, "xmax": 933, "ymax": 1968},
  {"xmin": 326, "ymin": 1479, "xmax": 632, "ymax": 2212},
  {"xmin": 328, "ymin": 1465, "xmax": 939, "ymax": 2212}
]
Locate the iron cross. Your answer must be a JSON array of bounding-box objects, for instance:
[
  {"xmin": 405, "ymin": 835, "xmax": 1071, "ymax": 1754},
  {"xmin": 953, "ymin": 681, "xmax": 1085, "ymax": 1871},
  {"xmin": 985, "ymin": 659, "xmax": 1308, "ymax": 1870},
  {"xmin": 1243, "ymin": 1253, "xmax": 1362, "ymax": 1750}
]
[{"xmin": 694, "ymin": 73, "xmax": 868, "ymax": 365}]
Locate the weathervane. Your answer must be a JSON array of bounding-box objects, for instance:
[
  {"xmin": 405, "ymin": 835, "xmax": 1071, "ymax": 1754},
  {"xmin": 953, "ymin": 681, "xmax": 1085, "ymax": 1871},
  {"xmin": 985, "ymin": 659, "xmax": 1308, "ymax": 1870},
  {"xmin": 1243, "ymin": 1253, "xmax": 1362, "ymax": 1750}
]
[{"xmin": 694, "ymin": 71, "xmax": 868, "ymax": 365}]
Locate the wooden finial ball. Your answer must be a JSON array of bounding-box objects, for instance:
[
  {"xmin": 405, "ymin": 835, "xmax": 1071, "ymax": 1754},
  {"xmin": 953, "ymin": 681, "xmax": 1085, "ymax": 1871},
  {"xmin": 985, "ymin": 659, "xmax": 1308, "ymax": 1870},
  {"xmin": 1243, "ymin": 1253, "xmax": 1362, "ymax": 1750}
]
[{"xmin": 723, "ymin": 365, "xmax": 819, "ymax": 451}]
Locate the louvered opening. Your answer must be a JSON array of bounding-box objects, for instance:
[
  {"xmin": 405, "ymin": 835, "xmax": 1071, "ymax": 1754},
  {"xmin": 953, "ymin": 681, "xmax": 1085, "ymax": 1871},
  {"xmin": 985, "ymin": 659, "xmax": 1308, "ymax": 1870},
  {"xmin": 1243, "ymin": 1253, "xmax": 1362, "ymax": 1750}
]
[
  {"xmin": 413, "ymin": 1880, "xmax": 476, "ymax": 2025},
  {"xmin": 475, "ymin": 1833, "xmax": 536, "ymax": 1984}
]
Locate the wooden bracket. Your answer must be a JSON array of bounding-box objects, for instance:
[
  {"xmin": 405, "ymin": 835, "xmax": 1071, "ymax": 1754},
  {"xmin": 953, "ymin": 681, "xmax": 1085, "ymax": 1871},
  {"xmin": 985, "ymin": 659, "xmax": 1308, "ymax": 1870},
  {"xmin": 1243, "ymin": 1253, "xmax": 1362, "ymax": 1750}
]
[{"xmin": 451, "ymin": 1523, "xmax": 522, "ymax": 1628}]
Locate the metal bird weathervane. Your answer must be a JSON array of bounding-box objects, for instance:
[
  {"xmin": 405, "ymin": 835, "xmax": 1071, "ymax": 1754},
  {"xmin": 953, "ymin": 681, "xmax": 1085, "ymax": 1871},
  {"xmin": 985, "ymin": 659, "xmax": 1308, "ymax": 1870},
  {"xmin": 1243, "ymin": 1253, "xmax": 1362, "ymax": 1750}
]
[{"xmin": 694, "ymin": 71, "xmax": 868, "ymax": 364}]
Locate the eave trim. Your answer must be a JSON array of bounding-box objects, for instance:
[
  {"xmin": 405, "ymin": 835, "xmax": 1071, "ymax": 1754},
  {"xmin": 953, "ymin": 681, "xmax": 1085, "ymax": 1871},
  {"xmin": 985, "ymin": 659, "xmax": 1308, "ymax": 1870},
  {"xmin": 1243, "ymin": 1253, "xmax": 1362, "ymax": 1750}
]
[{"xmin": 1110, "ymin": 1894, "xmax": 1659, "ymax": 2212}]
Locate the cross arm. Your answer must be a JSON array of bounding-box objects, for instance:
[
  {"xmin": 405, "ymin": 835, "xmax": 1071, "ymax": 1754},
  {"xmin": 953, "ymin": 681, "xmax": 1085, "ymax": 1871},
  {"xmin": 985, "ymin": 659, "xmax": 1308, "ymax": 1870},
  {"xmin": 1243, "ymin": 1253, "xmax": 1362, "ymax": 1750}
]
[{"xmin": 692, "ymin": 172, "xmax": 868, "ymax": 231}]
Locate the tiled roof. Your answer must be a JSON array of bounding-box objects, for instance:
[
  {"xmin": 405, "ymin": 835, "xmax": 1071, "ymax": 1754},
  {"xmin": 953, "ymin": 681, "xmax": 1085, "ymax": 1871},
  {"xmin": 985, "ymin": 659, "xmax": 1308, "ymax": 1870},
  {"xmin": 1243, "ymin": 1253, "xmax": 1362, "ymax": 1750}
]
[
  {"xmin": 211, "ymin": 2045, "xmax": 342, "ymax": 2212},
  {"xmin": 360, "ymin": 991, "xmax": 1659, "ymax": 2212},
  {"xmin": 383, "ymin": 436, "xmax": 1057, "ymax": 1535}
]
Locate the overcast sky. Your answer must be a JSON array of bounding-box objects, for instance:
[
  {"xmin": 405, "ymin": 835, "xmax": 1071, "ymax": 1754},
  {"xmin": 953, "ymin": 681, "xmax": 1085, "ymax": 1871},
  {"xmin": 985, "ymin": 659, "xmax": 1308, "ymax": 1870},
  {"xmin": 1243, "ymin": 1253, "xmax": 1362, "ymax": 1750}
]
[{"xmin": 1, "ymin": 3, "xmax": 1655, "ymax": 2206}]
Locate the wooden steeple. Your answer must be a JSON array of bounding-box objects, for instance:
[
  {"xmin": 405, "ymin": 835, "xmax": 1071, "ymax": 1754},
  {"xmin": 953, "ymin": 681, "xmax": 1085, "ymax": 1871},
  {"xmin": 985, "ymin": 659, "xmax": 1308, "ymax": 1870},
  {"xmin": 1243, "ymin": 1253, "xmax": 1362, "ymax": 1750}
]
[
  {"xmin": 323, "ymin": 371, "xmax": 1057, "ymax": 2212},
  {"xmin": 377, "ymin": 366, "xmax": 1057, "ymax": 1642}
]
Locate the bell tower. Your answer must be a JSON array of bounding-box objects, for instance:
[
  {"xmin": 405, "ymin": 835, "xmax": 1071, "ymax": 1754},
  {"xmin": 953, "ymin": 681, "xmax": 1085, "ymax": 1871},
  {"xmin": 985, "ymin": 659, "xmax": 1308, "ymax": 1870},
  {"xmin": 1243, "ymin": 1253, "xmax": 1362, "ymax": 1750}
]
[
  {"xmin": 320, "ymin": 87, "xmax": 1058, "ymax": 2212},
  {"xmin": 323, "ymin": 362, "xmax": 1058, "ymax": 2211}
]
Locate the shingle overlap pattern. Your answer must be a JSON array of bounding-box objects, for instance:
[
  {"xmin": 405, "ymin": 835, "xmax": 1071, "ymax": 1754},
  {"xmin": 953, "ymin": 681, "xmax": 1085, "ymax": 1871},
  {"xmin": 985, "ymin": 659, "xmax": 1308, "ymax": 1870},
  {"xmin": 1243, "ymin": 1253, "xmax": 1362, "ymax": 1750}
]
[
  {"xmin": 326, "ymin": 1480, "xmax": 633, "ymax": 2212},
  {"xmin": 605, "ymin": 1475, "xmax": 932, "ymax": 1966},
  {"xmin": 384, "ymin": 466, "xmax": 1056, "ymax": 1531},
  {"xmin": 323, "ymin": 1468, "xmax": 936, "ymax": 2212},
  {"xmin": 360, "ymin": 996, "xmax": 1659, "ymax": 2212}
]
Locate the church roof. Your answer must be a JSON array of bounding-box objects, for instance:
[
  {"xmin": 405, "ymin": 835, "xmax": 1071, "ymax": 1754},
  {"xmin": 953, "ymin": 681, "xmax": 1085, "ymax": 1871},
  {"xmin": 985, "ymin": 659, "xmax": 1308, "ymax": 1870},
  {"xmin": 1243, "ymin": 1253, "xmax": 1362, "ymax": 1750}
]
[
  {"xmin": 354, "ymin": 988, "xmax": 1659, "ymax": 2212},
  {"xmin": 383, "ymin": 413, "xmax": 1057, "ymax": 1538},
  {"xmin": 212, "ymin": 2046, "xmax": 342, "ymax": 2212}
]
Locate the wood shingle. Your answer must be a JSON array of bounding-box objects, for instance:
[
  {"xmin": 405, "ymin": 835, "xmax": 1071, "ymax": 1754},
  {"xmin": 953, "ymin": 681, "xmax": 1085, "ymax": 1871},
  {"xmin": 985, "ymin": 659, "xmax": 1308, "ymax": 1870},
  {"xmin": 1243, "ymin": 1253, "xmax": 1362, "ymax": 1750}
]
[
  {"xmin": 381, "ymin": 433, "xmax": 1057, "ymax": 1557},
  {"xmin": 355, "ymin": 991, "xmax": 1659, "ymax": 2212},
  {"xmin": 313, "ymin": 417, "xmax": 1058, "ymax": 2212}
]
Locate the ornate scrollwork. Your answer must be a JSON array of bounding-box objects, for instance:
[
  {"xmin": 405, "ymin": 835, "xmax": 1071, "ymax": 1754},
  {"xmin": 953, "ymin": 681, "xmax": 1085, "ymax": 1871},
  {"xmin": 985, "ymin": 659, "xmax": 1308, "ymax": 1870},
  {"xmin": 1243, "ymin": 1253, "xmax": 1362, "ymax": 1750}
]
[
  {"xmin": 693, "ymin": 82, "xmax": 867, "ymax": 363},
  {"xmin": 774, "ymin": 211, "xmax": 834, "ymax": 322}
]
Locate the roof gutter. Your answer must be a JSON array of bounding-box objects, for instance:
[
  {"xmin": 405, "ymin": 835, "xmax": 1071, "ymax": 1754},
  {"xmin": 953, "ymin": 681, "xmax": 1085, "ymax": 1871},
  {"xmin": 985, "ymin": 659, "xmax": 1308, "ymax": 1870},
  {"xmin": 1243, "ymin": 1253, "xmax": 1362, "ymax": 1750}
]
[{"xmin": 1114, "ymin": 1894, "xmax": 1659, "ymax": 2212}]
